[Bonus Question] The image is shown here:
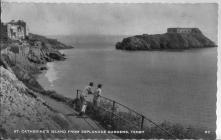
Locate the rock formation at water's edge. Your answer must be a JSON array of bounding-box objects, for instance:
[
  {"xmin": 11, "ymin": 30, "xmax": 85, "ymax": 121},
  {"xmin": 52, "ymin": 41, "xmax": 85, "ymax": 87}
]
[{"xmin": 116, "ymin": 28, "xmax": 216, "ymax": 50}]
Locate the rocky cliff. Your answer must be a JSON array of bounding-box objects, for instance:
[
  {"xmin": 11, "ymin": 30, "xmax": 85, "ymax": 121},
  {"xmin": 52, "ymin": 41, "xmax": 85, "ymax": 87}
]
[
  {"xmin": 0, "ymin": 34, "xmax": 69, "ymax": 93},
  {"xmin": 0, "ymin": 66, "xmax": 73, "ymax": 139},
  {"xmin": 116, "ymin": 29, "xmax": 216, "ymax": 50}
]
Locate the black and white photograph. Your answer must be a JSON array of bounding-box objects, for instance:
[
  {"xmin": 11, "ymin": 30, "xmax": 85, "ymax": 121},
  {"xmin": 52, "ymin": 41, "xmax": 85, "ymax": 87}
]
[{"xmin": 0, "ymin": 0, "xmax": 219, "ymax": 139}]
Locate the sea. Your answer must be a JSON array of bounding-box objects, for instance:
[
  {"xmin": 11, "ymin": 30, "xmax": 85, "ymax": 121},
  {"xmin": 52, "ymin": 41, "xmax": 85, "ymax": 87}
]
[{"xmin": 37, "ymin": 35, "xmax": 217, "ymax": 131}]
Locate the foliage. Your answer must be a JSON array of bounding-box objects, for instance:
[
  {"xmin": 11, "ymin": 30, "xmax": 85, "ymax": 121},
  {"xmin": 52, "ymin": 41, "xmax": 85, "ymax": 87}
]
[
  {"xmin": 9, "ymin": 46, "xmax": 19, "ymax": 54},
  {"xmin": 81, "ymin": 99, "xmax": 216, "ymax": 139}
]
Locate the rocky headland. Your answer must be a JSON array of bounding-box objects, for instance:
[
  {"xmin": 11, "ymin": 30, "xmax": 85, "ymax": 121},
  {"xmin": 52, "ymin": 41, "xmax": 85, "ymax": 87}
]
[
  {"xmin": 28, "ymin": 33, "xmax": 73, "ymax": 50},
  {"xmin": 116, "ymin": 28, "xmax": 216, "ymax": 50},
  {"xmin": 1, "ymin": 32, "xmax": 73, "ymax": 89}
]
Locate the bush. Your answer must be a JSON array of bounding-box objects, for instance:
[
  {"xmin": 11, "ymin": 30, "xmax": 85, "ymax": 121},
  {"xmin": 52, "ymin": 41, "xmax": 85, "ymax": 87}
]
[{"xmin": 81, "ymin": 99, "xmax": 216, "ymax": 139}]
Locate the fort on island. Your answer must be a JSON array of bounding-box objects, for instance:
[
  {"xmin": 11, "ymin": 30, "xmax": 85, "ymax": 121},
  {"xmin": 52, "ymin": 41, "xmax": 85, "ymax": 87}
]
[
  {"xmin": 1, "ymin": 20, "xmax": 29, "ymax": 41},
  {"xmin": 167, "ymin": 28, "xmax": 201, "ymax": 34}
]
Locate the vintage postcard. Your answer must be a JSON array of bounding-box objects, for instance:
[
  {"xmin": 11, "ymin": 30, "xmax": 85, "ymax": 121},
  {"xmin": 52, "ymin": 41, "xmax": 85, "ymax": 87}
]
[{"xmin": 0, "ymin": 0, "xmax": 219, "ymax": 139}]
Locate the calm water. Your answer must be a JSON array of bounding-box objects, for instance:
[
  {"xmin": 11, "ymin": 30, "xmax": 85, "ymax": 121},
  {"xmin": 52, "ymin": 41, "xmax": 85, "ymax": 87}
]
[{"xmin": 38, "ymin": 44, "xmax": 217, "ymax": 131}]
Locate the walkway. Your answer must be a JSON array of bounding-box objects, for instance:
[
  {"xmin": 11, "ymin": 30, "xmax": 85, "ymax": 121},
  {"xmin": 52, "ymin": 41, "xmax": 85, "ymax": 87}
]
[{"xmin": 36, "ymin": 93, "xmax": 118, "ymax": 139}]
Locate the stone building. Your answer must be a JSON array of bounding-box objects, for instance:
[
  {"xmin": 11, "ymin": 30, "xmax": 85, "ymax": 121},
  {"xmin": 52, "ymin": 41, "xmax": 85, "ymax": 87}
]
[
  {"xmin": 1, "ymin": 20, "xmax": 29, "ymax": 41},
  {"xmin": 167, "ymin": 28, "xmax": 201, "ymax": 34}
]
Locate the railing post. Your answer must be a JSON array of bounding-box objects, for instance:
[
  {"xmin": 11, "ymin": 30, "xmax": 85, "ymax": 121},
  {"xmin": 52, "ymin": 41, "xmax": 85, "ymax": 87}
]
[
  {"xmin": 75, "ymin": 89, "xmax": 80, "ymax": 111},
  {"xmin": 111, "ymin": 100, "xmax": 116, "ymax": 129},
  {"xmin": 112, "ymin": 100, "xmax": 116, "ymax": 114},
  {"xmin": 76, "ymin": 89, "xmax": 79, "ymax": 99},
  {"xmin": 141, "ymin": 115, "xmax": 144, "ymax": 130}
]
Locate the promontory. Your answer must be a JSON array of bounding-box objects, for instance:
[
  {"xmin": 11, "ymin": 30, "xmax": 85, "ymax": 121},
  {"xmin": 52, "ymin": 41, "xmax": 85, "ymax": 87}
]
[{"xmin": 116, "ymin": 28, "xmax": 216, "ymax": 50}]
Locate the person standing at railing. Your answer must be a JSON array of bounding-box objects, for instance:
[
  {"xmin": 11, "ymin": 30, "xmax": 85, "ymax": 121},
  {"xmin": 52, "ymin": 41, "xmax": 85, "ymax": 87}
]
[
  {"xmin": 93, "ymin": 84, "xmax": 102, "ymax": 107},
  {"xmin": 79, "ymin": 82, "xmax": 94, "ymax": 116}
]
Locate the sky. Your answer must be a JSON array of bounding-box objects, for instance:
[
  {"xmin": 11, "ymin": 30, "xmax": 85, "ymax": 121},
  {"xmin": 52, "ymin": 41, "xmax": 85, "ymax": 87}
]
[{"xmin": 2, "ymin": 2, "xmax": 218, "ymax": 42}]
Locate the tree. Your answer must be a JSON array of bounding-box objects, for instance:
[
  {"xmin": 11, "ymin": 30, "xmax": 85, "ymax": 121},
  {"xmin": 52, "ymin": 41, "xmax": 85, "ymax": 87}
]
[{"xmin": 9, "ymin": 46, "xmax": 19, "ymax": 64}]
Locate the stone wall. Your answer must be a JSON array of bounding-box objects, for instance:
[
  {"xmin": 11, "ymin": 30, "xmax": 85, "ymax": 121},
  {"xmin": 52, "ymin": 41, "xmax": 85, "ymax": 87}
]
[{"xmin": 167, "ymin": 28, "xmax": 201, "ymax": 34}]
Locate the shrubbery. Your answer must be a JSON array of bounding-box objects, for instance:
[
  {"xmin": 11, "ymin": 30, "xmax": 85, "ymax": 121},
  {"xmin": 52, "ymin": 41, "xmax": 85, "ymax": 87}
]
[{"xmin": 79, "ymin": 98, "xmax": 216, "ymax": 139}]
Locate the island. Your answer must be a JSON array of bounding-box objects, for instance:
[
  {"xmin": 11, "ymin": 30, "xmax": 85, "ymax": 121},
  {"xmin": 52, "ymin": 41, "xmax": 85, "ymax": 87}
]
[{"xmin": 116, "ymin": 28, "xmax": 216, "ymax": 50}]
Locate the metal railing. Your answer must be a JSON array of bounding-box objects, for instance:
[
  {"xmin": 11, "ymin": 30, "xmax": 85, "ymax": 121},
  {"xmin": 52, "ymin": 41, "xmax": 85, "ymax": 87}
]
[{"xmin": 76, "ymin": 89, "xmax": 177, "ymax": 139}]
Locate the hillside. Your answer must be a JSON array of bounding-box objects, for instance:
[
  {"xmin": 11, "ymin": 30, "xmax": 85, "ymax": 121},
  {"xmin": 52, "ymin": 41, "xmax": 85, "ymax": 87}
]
[
  {"xmin": 28, "ymin": 33, "xmax": 74, "ymax": 50},
  {"xmin": 116, "ymin": 29, "xmax": 216, "ymax": 50},
  {"xmin": 0, "ymin": 66, "xmax": 71, "ymax": 139},
  {"xmin": 0, "ymin": 35, "xmax": 69, "ymax": 92}
]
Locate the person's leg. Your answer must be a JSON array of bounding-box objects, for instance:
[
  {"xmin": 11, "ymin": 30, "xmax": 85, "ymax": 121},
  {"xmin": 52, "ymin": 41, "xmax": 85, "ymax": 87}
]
[
  {"xmin": 93, "ymin": 100, "xmax": 98, "ymax": 118},
  {"xmin": 97, "ymin": 98, "xmax": 100, "ymax": 107},
  {"xmin": 81, "ymin": 104, "xmax": 87, "ymax": 116},
  {"xmin": 79, "ymin": 97, "xmax": 85, "ymax": 116}
]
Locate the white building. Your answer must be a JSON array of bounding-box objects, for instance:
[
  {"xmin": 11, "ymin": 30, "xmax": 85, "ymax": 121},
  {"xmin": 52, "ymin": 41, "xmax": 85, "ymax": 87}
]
[{"xmin": 5, "ymin": 20, "xmax": 29, "ymax": 40}]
